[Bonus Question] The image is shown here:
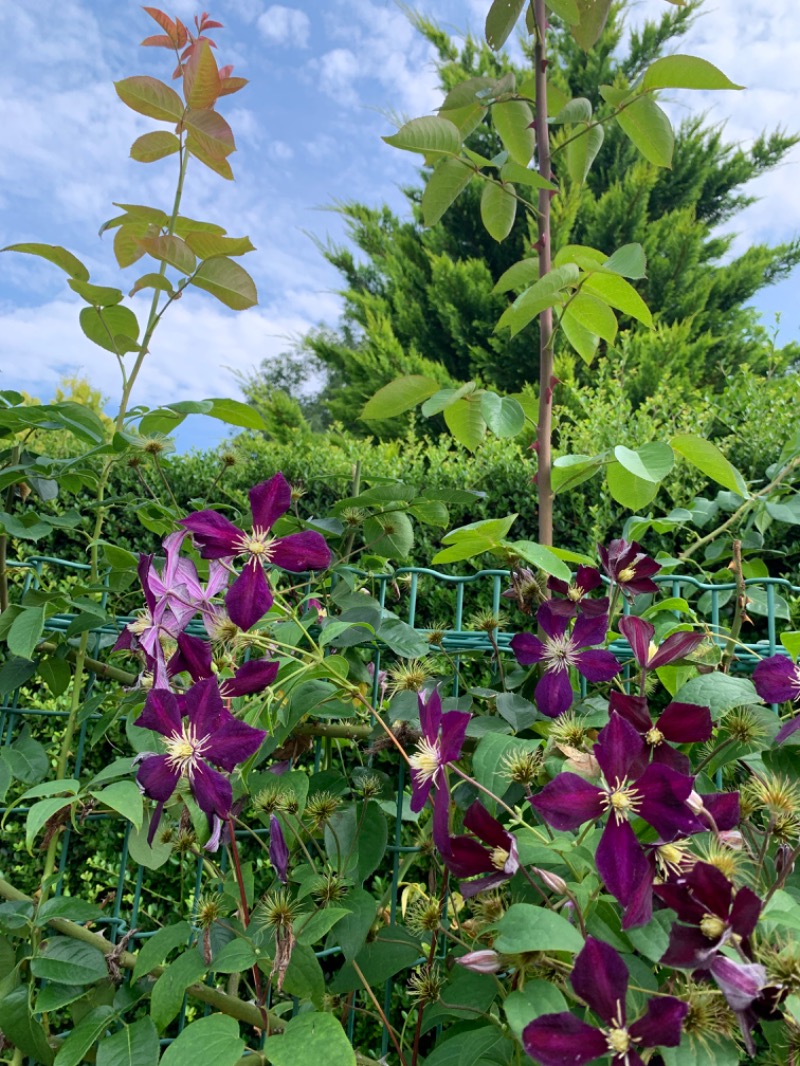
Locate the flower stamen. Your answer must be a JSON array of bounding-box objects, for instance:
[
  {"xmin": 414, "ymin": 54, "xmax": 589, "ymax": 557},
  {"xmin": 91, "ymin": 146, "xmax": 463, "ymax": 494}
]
[{"xmin": 409, "ymin": 738, "xmax": 442, "ymax": 785}]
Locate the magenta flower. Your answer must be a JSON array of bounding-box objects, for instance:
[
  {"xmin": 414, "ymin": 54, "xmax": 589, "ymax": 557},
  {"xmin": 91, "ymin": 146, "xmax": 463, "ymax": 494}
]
[
  {"xmin": 180, "ymin": 473, "xmax": 331, "ymax": 631},
  {"xmin": 134, "ymin": 677, "xmax": 266, "ymax": 846},
  {"xmin": 530, "ymin": 711, "xmax": 706, "ymax": 923},
  {"xmin": 511, "ymin": 602, "xmax": 620, "ymax": 717},
  {"xmin": 619, "ymin": 615, "xmax": 705, "ymax": 672},
  {"xmin": 608, "ymin": 692, "xmax": 712, "ymax": 774},
  {"xmin": 547, "ymin": 565, "xmax": 609, "ymax": 619},
  {"xmin": 522, "ymin": 936, "xmax": 688, "ymax": 1066},
  {"xmin": 269, "ymin": 814, "xmax": 290, "ymax": 883},
  {"xmin": 169, "ymin": 631, "xmax": 279, "ymax": 698},
  {"xmin": 433, "ymin": 793, "xmax": 519, "ymax": 898},
  {"xmin": 408, "ymin": 689, "xmax": 470, "ymax": 812},
  {"xmin": 599, "ymin": 539, "xmax": 661, "ymax": 598},
  {"xmin": 753, "ymin": 653, "xmax": 800, "ymax": 743}
]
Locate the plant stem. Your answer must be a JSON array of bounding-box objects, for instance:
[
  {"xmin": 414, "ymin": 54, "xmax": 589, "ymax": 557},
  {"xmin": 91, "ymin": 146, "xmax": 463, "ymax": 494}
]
[
  {"xmin": 352, "ymin": 959, "xmax": 408, "ymax": 1066},
  {"xmin": 721, "ymin": 539, "xmax": 746, "ymax": 673}
]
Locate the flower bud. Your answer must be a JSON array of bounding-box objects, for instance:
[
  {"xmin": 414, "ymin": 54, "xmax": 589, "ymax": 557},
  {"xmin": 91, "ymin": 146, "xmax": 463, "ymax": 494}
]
[
  {"xmin": 532, "ymin": 867, "xmax": 568, "ymax": 895},
  {"xmin": 456, "ymin": 950, "xmax": 502, "ymax": 974}
]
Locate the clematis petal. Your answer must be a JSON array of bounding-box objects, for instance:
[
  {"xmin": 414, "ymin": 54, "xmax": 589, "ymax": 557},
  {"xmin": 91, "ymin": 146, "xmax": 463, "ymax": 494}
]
[
  {"xmin": 249, "ymin": 473, "xmax": 291, "ymax": 531},
  {"xmin": 510, "ymin": 632, "xmax": 546, "ymax": 666},
  {"xmin": 138, "ymin": 554, "xmax": 157, "ymax": 613},
  {"xmin": 710, "ymin": 957, "xmax": 766, "ymax": 1012},
  {"xmin": 594, "ymin": 711, "xmax": 645, "ymax": 784},
  {"xmin": 684, "ymin": 861, "xmax": 734, "ymax": 918},
  {"xmin": 460, "ymin": 870, "xmax": 513, "ymax": 899},
  {"xmin": 173, "ymin": 632, "xmax": 214, "ymax": 681},
  {"xmin": 439, "ymin": 710, "xmax": 471, "ymax": 763},
  {"xmin": 629, "ymin": 996, "xmax": 689, "ymax": 1049},
  {"xmin": 651, "ymin": 743, "xmax": 692, "ymax": 775},
  {"xmin": 137, "ymin": 754, "xmax": 180, "ymax": 804},
  {"xmin": 729, "ymin": 884, "xmax": 762, "ymax": 939},
  {"xmin": 209, "ymin": 716, "xmax": 267, "ymax": 772},
  {"xmin": 571, "ymin": 936, "xmax": 629, "ymax": 1025},
  {"xmin": 269, "ymin": 531, "xmax": 331, "ymax": 572},
  {"xmin": 575, "ymin": 565, "xmax": 602, "ymax": 592},
  {"xmin": 596, "ymin": 818, "xmax": 650, "ymax": 910},
  {"xmin": 609, "ymin": 692, "xmax": 651, "ymax": 734},
  {"xmin": 463, "ymin": 801, "xmax": 510, "ymax": 849},
  {"xmin": 621, "ymin": 856, "xmax": 656, "ymax": 930},
  {"xmin": 619, "ymin": 615, "xmax": 655, "ymax": 667},
  {"xmin": 191, "ymin": 760, "xmax": 233, "ymax": 819},
  {"xmin": 536, "ymin": 601, "xmax": 570, "ymax": 641},
  {"xmin": 226, "ymin": 559, "xmax": 273, "ymax": 631},
  {"xmin": 410, "ymin": 773, "xmax": 433, "ymax": 815},
  {"xmin": 180, "ymin": 510, "xmax": 242, "ymax": 558},
  {"xmin": 696, "ymin": 791, "xmax": 740, "ymax": 831},
  {"xmin": 661, "ymin": 923, "xmax": 721, "ymax": 969},
  {"xmin": 184, "ymin": 677, "xmax": 226, "ymax": 739},
  {"xmin": 418, "ymin": 688, "xmax": 442, "ymax": 743},
  {"xmin": 535, "ymin": 667, "xmax": 575, "ymax": 718},
  {"xmin": 753, "ymin": 655, "xmax": 800, "ymax": 704},
  {"xmin": 523, "ymin": 1012, "xmax": 608, "ymax": 1066},
  {"xmin": 445, "ymin": 836, "xmax": 495, "ymax": 878},
  {"xmin": 220, "ymin": 658, "xmax": 280, "ymax": 698},
  {"xmin": 775, "ymin": 716, "xmax": 800, "ymax": 745},
  {"xmin": 579, "ymin": 596, "xmax": 610, "ymax": 618},
  {"xmin": 648, "ymin": 630, "xmax": 704, "ymax": 669},
  {"xmin": 636, "ymin": 762, "xmax": 701, "ymax": 839},
  {"xmin": 574, "ymin": 648, "xmax": 621, "ymax": 683},
  {"xmin": 431, "ymin": 782, "xmax": 451, "ymax": 855},
  {"xmin": 135, "ymin": 688, "xmax": 182, "ymax": 737},
  {"xmin": 530, "ymin": 773, "xmax": 604, "ymax": 830},
  {"xmin": 269, "ymin": 813, "xmax": 290, "ymax": 883},
  {"xmin": 657, "ymin": 701, "xmax": 712, "ymax": 744},
  {"xmin": 571, "ymin": 611, "xmax": 609, "ymax": 651}
]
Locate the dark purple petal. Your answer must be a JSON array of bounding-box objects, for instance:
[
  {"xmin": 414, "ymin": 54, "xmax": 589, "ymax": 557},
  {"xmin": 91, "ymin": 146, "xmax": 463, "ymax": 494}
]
[
  {"xmin": 220, "ymin": 659, "xmax": 280, "ymax": 698},
  {"xmin": 530, "ymin": 773, "xmax": 604, "ymax": 830},
  {"xmin": 730, "ymin": 885, "xmax": 762, "ymax": 939},
  {"xmin": 710, "ymin": 957, "xmax": 766, "ymax": 1012},
  {"xmin": 621, "ymin": 854, "xmax": 656, "ymax": 930},
  {"xmin": 269, "ymin": 531, "xmax": 331, "ymax": 572},
  {"xmin": 648, "ymin": 631, "xmax": 705, "ymax": 669},
  {"xmin": 439, "ymin": 710, "xmax": 470, "ymax": 763},
  {"xmin": 535, "ymin": 667, "xmax": 574, "ymax": 717},
  {"xmin": 571, "ymin": 611, "xmax": 608, "ymax": 650},
  {"xmin": 547, "ymin": 577, "xmax": 570, "ymax": 597},
  {"xmin": 510, "ymin": 632, "xmax": 546, "ymax": 666},
  {"xmin": 753, "ymin": 655, "xmax": 800, "ymax": 704},
  {"xmin": 249, "ymin": 474, "xmax": 291, "ymax": 532},
  {"xmin": 184, "ymin": 677, "xmax": 226, "ymax": 739},
  {"xmin": 138, "ymin": 554, "xmax": 157, "ymax": 613},
  {"xmin": 685, "ymin": 861, "xmax": 734, "ymax": 918},
  {"xmin": 431, "ymin": 782, "xmax": 451, "ymax": 854},
  {"xmin": 580, "ymin": 596, "xmax": 610, "ymax": 618},
  {"xmin": 609, "ymin": 692, "xmax": 651, "ymax": 734},
  {"xmin": 445, "ymin": 836, "xmax": 495, "ymax": 878},
  {"xmin": 135, "ymin": 688, "xmax": 182, "ymax": 737},
  {"xmin": 410, "ymin": 773, "xmax": 433, "ymax": 814},
  {"xmin": 775, "ymin": 716, "xmax": 800, "ymax": 745},
  {"xmin": 523, "ymin": 1013, "xmax": 607, "ymax": 1066},
  {"xmin": 537, "ymin": 601, "xmax": 570, "ymax": 641},
  {"xmin": 112, "ymin": 627, "xmax": 135, "ymax": 653},
  {"xmin": 571, "ymin": 936, "xmax": 629, "ymax": 1026},
  {"xmin": 657, "ymin": 702, "xmax": 712, "ymax": 744},
  {"xmin": 651, "ymin": 744, "xmax": 692, "ymax": 775},
  {"xmin": 698, "ymin": 791, "xmax": 740, "ymax": 831},
  {"xmin": 575, "ymin": 566, "xmax": 602, "ymax": 593},
  {"xmin": 574, "ymin": 649, "xmax": 621, "ymax": 683},
  {"xmin": 269, "ymin": 813, "xmax": 290, "ymax": 883},
  {"xmin": 629, "ymin": 996, "xmax": 689, "ymax": 1049},
  {"xmin": 619, "ymin": 615, "xmax": 654, "ymax": 667},
  {"xmin": 191, "ymin": 760, "xmax": 233, "ymax": 819},
  {"xmin": 418, "ymin": 688, "xmax": 442, "ymax": 743},
  {"xmin": 460, "ymin": 870, "xmax": 512, "ymax": 898},
  {"xmin": 173, "ymin": 632, "xmax": 214, "ymax": 681},
  {"xmin": 209, "ymin": 717, "xmax": 267, "ymax": 772},
  {"xmin": 180, "ymin": 510, "xmax": 242, "ymax": 558},
  {"xmin": 596, "ymin": 818, "xmax": 650, "ymax": 910},
  {"xmin": 595, "ymin": 712, "xmax": 645, "ymax": 784},
  {"xmin": 661, "ymin": 924, "xmax": 721, "ymax": 969},
  {"xmin": 225, "ymin": 559, "xmax": 273, "ymax": 631},
  {"xmin": 137, "ymin": 754, "xmax": 180, "ymax": 803},
  {"xmin": 463, "ymin": 801, "xmax": 510, "ymax": 850},
  {"xmin": 636, "ymin": 762, "xmax": 702, "ymax": 838}
]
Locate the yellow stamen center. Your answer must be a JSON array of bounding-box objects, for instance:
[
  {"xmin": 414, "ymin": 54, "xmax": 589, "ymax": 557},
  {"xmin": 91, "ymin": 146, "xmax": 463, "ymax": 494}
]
[
  {"xmin": 645, "ymin": 727, "xmax": 664, "ymax": 747},
  {"xmin": 647, "ymin": 640, "xmax": 659, "ymax": 664},
  {"xmin": 164, "ymin": 724, "xmax": 209, "ymax": 778},
  {"xmin": 567, "ymin": 585, "xmax": 585, "ymax": 602},
  {"xmin": 237, "ymin": 527, "xmax": 276, "ymax": 561},
  {"xmin": 700, "ymin": 914, "xmax": 726, "ymax": 940},
  {"xmin": 409, "ymin": 738, "xmax": 441, "ymax": 784},
  {"xmin": 129, "ymin": 611, "xmax": 153, "ymax": 636},
  {"xmin": 543, "ymin": 634, "xmax": 578, "ymax": 672},
  {"xmin": 602, "ymin": 779, "xmax": 642, "ymax": 823},
  {"xmin": 605, "ymin": 1026, "xmax": 631, "ymax": 1055},
  {"xmin": 617, "ymin": 566, "xmax": 636, "ymax": 583},
  {"xmin": 490, "ymin": 847, "xmax": 509, "ymax": 871}
]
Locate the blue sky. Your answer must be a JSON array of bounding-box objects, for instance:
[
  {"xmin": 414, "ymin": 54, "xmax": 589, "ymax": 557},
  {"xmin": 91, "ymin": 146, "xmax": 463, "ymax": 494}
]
[{"xmin": 2, "ymin": 0, "xmax": 798, "ymax": 451}]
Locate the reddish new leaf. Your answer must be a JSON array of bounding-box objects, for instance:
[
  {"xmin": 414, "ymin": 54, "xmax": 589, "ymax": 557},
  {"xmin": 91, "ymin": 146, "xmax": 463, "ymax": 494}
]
[
  {"xmin": 143, "ymin": 6, "xmax": 178, "ymax": 42},
  {"xmin": 219, "ymin": 77, "xmax": 248, "ymax": 97},
  {"xmin": 186, "ymin": 136, "xmax": 234, "ymax": 180},
  {"xmin": 175, "ymin": 19, "xmax": 188, "ymax": 48},
  {"xmin": 141, "ymin": 34, "xmax": 176, "ymax": 48},
  {"xmin": 183, "ymin": 39, "xmax": 220, "ymax": 109},
  {"xmin": 182, "ymin": 109, "xmax": 235, "ymax": 158}
]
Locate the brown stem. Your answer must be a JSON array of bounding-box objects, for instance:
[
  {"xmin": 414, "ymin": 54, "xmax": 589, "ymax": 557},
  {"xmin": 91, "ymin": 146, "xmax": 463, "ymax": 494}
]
[
  {"xmin": 533, "ymin": 0, "xmax": 554, "ymax": 548},
  {"xmin": 721, "ymin": 539, "xmax": 746, "ymax": 673},
  {"xmin": 352, "ymin": 959, "xmax": 408, "ymax": 1066}
]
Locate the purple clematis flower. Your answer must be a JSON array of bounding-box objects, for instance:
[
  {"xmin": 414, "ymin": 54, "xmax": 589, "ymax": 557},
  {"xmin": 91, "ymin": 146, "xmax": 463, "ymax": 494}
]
[
  {"xmin": 408, "ymin": 688, "xmax": 470, "ymax": 813},
  {"xmin": 433, "ymin": 792, "xmax": 519, "ymax": 898},
  {"xmin": 547, "ymin": 565, "xmax": 609, "ymax": 619},
  {"xmin": 599, "ymin": 539, "xmax": 661, "ymax": 599},
  {"xmin": 655, "ymin": 861, "xmax": 761, "ymax": 970},
  {"xmin": 269, "ymin": 814, "xmax": 290, "ymax": 883},
  {"xmin": 169, "ymin": 631, "xmax": 280, "ymax": 698},
  {"xmin": 619, "ymin": 615, "xmax": 705, "ymax": 673},
  {"xmin": 134, "ymin": 677, "xmax": 266, "ymax": 847},
  {"xmin": 530, "ymin": 711, "xmax": 706, "ymax": 925},
  {"xmin": 180, "ymin": 473, "xmax": 331, "ymax": 632},
  {"xmin": 522, "ymin": 936, "xmax": 688, "ymax": 1066},
  {"xmin": 608, "ymin": 692, "xmax": 712, "ymax": 775},
  {"xmin": 753, "ymin": 653, "xmax": 800, "ymax": 743},
  {"xmin": 511, "ymin": 602, "xmax": 620, "ymax": 717}
]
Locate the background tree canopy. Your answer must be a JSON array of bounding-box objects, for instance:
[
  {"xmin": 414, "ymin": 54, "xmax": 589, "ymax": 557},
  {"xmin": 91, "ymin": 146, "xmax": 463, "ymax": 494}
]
[{"xmin": 237, "ymin": 0, "xmax": 799, "ymax": 433}]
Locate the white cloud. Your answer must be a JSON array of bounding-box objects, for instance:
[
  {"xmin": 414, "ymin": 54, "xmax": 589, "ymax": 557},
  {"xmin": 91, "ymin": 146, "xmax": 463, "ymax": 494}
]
[
  {"xmin": 268, "ymin": 140, "xmax": 295, "ymax": 161},
  {"xmin": 316, "ymin": 48, "xmax": 361, "ymax": 107},
  {"xmin": 257, "ymin": 5, "xmax": 311, "ymax": 48}
]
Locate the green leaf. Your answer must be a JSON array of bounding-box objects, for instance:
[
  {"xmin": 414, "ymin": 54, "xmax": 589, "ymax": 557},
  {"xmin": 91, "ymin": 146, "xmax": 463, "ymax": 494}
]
[
  {"xmin": 184, "ymin": 232, "xmax": 255, "ymax": 259},
  {"xmin": 671, "ymin": 434, "xmax": 749, "ymax": 496},
  {"xmin": 54, "ymin": 1007, "xmax": 115, "ymax": 1066},
  {"xmin": 606, "ymin": 460, "xmax": 660, "ymax": 510},
  {"xmin": 583, "ymin": 273, "xmax": 652, "ymax": 326},
  {"xmin": 114, "ymin": 76, "xmax": 184, "ymax": 121},
  {"xmin": 191, "ymin": 256, "xmax": 258, "ymax": 310},
  {"xmin": 421, "ymin": 381, "xmax": 477, "ymax": 416},
  {"xmin": 96, "ymin": 1018, "xmax": 160, "ymax": 1066},
  {"xmin": 603, "ymin": 88, "xmax": 674, "ymax": 167},
  {"xmin": 206, "ymin": 397, "xmax": 266, "ymax": 429},
  {"xmin": 150, "ymin": 950, "xmax": 207, "ymax": 1030},
  {"xmin": 160, "ymin": 1016, "xmax": 244, "ymax": 1066},
  {"xmin": 554, "ymin": 97, "xmax": 592, "ymax": 124},
  {"xmin": 505, "ymin": 981, "xmax": 568, "ymax": 1039},
  {"xmin": 265, "ymin": 1013, "xmax": 356, "ymax": 1066},
  {"xmin": 492, "ymin": 100, "xmax": 535, "ymax": 165},
  {"xmin": 363, "ymin": 511, "xmax": 414, "ymax": 559},
  {"xmin": 422, "ymin": 157, "xmax": 474, "ymax": 227},
  {"xmin": 128, "ymin": 272, "xmax": 175, "ymax": 298},
  {"xmin": 67, "ymin": 279, "xmax": 124, "ymax": 306},
  {"xmin": 508, "ymin": 541, "xmax": 571, "ymax": 581},
  {"xmin": 132, "ymin": 921, "xmax": 191, "ymax": 981},
  {"xmin": 7, "ymin": 605, "xmax": 45, "ymax": 660},
  {"xmin": 113, "ymin": 226, "xmax": 148, "ymax": 269},
  {"xmin": 361, "ymin": 375, "xmax": 439, "ymax": 420},
  {"xmin": 571, "ymin": 0, "xmax": 612, "ymax": 49},
  {"xmin": 279, "ymin": 942, "xmax": 325, "ymax": 1005},
  {"xmin": 480, "ymin": 393, "xmax": 526, "ymax": 437},
  {"xmin": 4, "ymin": 730, "xmax": 49, "ymax": 783},
  {"xmin": 138, "ymin": 234, "xmax": 196, "ymax": 275},
  {"xmin": 0, "ymin": 986, "xmax": 55, "ymax": 1065},
  {"xmin": 336, "ymin": 888, "xmax": 377, "ymax": 961},
  {"xmin": 432, "ymin": 535, "xmax": 497, "ymax": 564},
  {"xmin": 673, "ymin": 673, "xmax": 761, "ymax": 721},
  {"xmin": 546, "ymin": 0, "xmax": 580, "ymax": 23},
  {"xmin": 36, "ymin": 898, "xmax": 105, "ymax": 926},
  {"xmin": 444, "ymin": 396, "xmax": 488, "ymax": 452},
  {"xmin": 485, "ymin": 0, "xmax": 526, "ymax": 49},
  {"xmin": 186, "ymin": 134, "xmax": 234, "ymax": 179},
  {"xmin": 480, "ymin": 180, "xmax": 517, "ymax": 241},
  {"xmin": 183, "ymin": 109, "xmax": 236, "ymax": 159},
  {"xmin": 603, "ymin": 243, "xmax": 647, "ymax": 279},
  {"xmin": 565, "ymin": 291, "xmax": 618, "ymax": 344},
  {"xmin": 329, "ymin": 928, "xmax": 421, "ymax": 993},
  {"xmin": 31, "ymin": 937, "xmax": 108, "ymax": 985},
  {"xmin": 79, "ymin": 306, "xmax": 140, "ymax": 354},
  {"xmin": 474, "ymin": 735, "xmax": 539, "ymax": 809},
  {"xmin": 89, "ymin": 781, "xmax": 143, "ymax": 829},
  {"xmin": 496, "ymin": 264, "xmax": 579, "ymax": 336},
  {"xmin": 500, "ymin": 159, "xmax": 559, "ymax": 191},
  {"xmin": 613, "ymin": 443, "xmax": 674, "ymax": 483},
  {"xmin": 378, "ymin": 618, "xmax": 430, "ymax": 658},
  {"xmin": 642, "ymin": 55, "xmax": 743, "ymax": 92},
  {"xmin": 561, "ymin": 303, "xmax": 598, "ymax": 363},
  {"xmin": 3, "ymin": 242, "xmax": 89, "ymax": 281},
  {"xmin": 26, "ymin": 796, "xmax": 75, "ymax": 852},
  {"xmin": 566, "ymin": 122, "xmax": 604, "ymax": 184},
  {"xmin": 781, "ymin": 632, "xmax": 800, "ymax": 660},
  {"xmin": 493, "ymin": 257, "xmax": 540, "ymax": 294},
  {"xmin": 211, "ymin": 938, "xmax": 257, "ymax": 972},
  {"xmin": 130, "ymin": 130, "xmax": 181, "ymax": 163},
  {"xmin": 297, "ymin": 907, "xmax": 351, "ymax": 946},
  {"xmin": 492, "ymin": 903, "xmax": 584, "ymax": 953},
  {"xmin": 128, "ymin": 822, "xmax": 173, "ymax": 870},
  {"xmin": 442, "ymin": 515, "xmax": 518, "ymax": 543},
  {"xmin": 383, "ymin": 116, "xmax": 461, "ymax": 156}
]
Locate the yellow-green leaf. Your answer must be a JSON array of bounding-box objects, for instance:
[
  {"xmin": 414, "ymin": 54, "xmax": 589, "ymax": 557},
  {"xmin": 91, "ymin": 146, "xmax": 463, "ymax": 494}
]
[
  {"xmin": 383, "ymin": 116, "xmax": 461, "ymax": 156},
  {"xmin": 493, "ymin": 100, "xmax": 535, "ymax": 165},
  {"xmin": 114, "ymin": 75, "xmax": 184, "ymax": 121},
  {"xmin": 191, "ymin": 257, "xmax": 258, "ymax": 310},
  {"xmin": 183, "ymin": 39, "xmax": 220, "ymax": 109},
  {"xmin": 184, "ymin": 233, "xmax": 255, "ymax": 259},
  {"xmin": 361, "ymin": 376, "xmax": 440, "ymax": 420},
  {"xmin": 443, "ymin": 397, "xmax": 487, "ymax": 452},
  {"xmin": 422, "ymin": 157, "xmax": 474, "ymax": 227},
  {"xmin": 583, "ymin": 273, "xmax": 652, "ymax": 327},
  {"xmin": 3, "ymin": 243, "xmax": 89, "ymax": 281},
  {"xmin": 138, "ymin": 235, "xmax": 196, "ymax": 275},
  {"xmin": 480, "ymin": 181, "xmax": 517, "ymax": 241},
  {"xmin": 182, "ymin": 109, "xmax": 235, "ymax": 158},
  {"xmin": 671, "ymin": 434, "xmax": 749, "ymax": 497},
  {"xmin": 602, "ymin": 87, "xmax": 673, "ymax": 167},
  {"xmin": 642, "ymin": 55, "xmax": 744, "ymax": 92},
  {"xmin": 485, "ymin": 0, "xmax": 526, "ymax": 49},
  {"xmin": 130, "ymin": 130, "xmax": 181, "ymax": 163}
]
